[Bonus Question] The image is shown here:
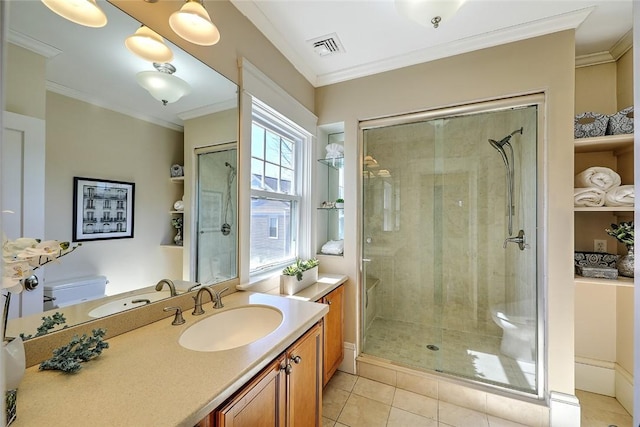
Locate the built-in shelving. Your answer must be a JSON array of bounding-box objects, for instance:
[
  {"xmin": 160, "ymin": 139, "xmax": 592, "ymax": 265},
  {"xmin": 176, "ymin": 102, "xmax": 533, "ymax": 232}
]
[
  {"xmin": 170, "ymin": 176, "xmax": 185, "ymax": 183},
  {"xmin": 160, "ymin": 244, "xmax": 183, "ymax": 250},
  {"xmin": 574, "ymin": 275, "xmax": 634, "ymax": 288},
  {"xmin": 317, "ymin": 207, "xmax": 344, "ymax": 210},
  {"xmin": 574, "ymin": 206, "xmax": 634, "ymax": 212},
  {"xmin": 574, "ymin": 134, "xmax": 633, "ymax": 153},
  {"xmin": 317, "ymin": 157, "xmax": 344, "ymax": 169}
]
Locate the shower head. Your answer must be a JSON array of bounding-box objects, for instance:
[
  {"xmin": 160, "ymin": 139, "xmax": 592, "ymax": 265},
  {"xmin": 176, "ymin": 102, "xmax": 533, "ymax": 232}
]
[
  {"xmin": 489, "ymin": 127, "xmax": 523, "ymax": 149},
  {"xmin": 225, "ymin": 161, "xmax": 236, "ymax": 171}
]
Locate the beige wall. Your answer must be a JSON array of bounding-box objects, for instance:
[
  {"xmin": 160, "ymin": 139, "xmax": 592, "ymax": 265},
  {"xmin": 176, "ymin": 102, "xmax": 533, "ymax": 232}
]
[
  {"xmin": 110, "ymin": 0, "xmax": 314, "ymax": 114},
  {"xmin": 316, "ymin": 31, "xmax": 576, "ymax": 395},
  {"xmin": 6, "ymin": 44, "xmax": 46, "ymax": 119},
  {"xmin": 616, "ymin": 49, "xmax": 634, "ymax": 110},
  {"xmin": 44, "ymin": 92, "xmax": 184, "ymax": 295},
  {"xmin": 575, "ymin": 62, "xmax": 618, "ymax": 115}
]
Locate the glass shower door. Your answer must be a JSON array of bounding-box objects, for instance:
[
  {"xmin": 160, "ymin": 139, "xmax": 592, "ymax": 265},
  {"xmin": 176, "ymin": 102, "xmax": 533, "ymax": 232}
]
[
  {"xmin": 196, "ymin": 146, "xmax": 237, "ymax": 284},
  {"xmin": 360, "ymin": 103, "xmax": 539, "ymax": 394}
]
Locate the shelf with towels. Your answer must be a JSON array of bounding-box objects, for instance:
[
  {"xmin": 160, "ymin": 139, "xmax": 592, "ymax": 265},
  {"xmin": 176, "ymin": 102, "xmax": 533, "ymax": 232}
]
[{"xmin": 574, "ymin": 275, "xmax": 634, "ymax": 288}]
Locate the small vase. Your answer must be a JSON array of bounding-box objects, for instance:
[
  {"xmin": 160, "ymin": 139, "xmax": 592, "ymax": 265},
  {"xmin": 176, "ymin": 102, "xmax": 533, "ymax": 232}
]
[
  {"xmin": 617, "ymin": 245, "xmax": 634, "ymax": 278},
  {"xmin": 174, "ymin": 228, "xmax": 183, "ymax": 246}
]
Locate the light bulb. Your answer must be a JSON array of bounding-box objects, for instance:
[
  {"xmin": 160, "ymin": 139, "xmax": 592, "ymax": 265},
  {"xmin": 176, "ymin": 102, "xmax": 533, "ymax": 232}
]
[
  {"xmin": 169, "ymin": 0, "xmax": 220, "ymax": 46},
  {"xmin": 41, "ymin": 0, "xmax": 107, "ymax": 28},
  {"xmin": 125, "ymin": 26, "xmax": 174, "ymax": 63}
]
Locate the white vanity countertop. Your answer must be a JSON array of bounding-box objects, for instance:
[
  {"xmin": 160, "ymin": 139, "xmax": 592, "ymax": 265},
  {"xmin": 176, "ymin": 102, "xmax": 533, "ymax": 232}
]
[
  {"xmin": 13, "ymin": 291, "xmax": 328, "ymax": 427},
  {"xmin": 265, "ymin": 273, "xmax": 348, "ymax": 301}
]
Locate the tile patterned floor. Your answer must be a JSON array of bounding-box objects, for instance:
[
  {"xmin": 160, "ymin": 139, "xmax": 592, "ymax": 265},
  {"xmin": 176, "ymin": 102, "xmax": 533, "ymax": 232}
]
[
  {"xmin": 323, "ymin": 372, "xmax": 634, "ymax": 427},
  {"xmin": 576, "ymin": 389, "xmax": 633, "ymax": 427},
  {"xmin": 322, "ymin": 371, "xmax": 530, "ymax": 427},
  {"xmin": 364, "ymin": 317, "xmax": 536, "ymax": 392}
]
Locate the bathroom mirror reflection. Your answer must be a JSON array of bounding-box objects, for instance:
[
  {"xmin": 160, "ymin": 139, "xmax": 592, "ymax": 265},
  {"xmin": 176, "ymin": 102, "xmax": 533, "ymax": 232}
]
[{"xmin": 3, "ymin": 0, "xmax": 239, "ymax": 338}]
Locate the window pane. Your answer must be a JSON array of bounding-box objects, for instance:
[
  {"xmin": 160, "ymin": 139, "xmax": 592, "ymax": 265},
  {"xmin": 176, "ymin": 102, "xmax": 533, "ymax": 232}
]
[
  {"xmin": 250, "ymin": 198, "xmax": 295, "ymax": 270},
  {"xmin": 281, "ymin": 168, "xmax": 293, "ymax": 194},
  {"xmin": 251, "ymin": 158, "xmax": 264, "ymax": 190},
  {"xmin": 281, "ymin": 139, "xmax": 293, "ymax": 168},
  {"xmin": 265, "ymin": 132, "xmax": 280, "ymax": 164},
  {"xmin": 252, "ymin": 125, "xmax": 265, "ymax": 159},
  {"xmin": 265, "ymin": 163, "xmax": 279, "ymax": 192}
]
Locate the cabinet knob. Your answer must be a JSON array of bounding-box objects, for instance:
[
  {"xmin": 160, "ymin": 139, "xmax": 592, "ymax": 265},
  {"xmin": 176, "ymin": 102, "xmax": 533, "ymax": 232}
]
[
  {"xmin": 290, "ymin": 355, "xmax": 302, "ymax": 364},
  {"xmin": 327, "ymin": 300, "xmax": 332, "ymax": 306}
]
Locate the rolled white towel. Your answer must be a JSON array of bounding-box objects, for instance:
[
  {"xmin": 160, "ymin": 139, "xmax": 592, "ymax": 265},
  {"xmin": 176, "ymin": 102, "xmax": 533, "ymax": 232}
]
[
  {"xmin": 604, "ymin": 185, "xmax": 634, "ymax": 207},
  {"xmin": 575, "ymin": 167, "xmax": 621, "ymax": 191},
  {"xmin": 574, "ymin": 187, "xmax": 606, "ymax": 207}
]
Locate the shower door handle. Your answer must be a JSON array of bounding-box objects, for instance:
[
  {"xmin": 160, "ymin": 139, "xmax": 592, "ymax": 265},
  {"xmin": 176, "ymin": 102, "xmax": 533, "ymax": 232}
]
[{"xmin": 503, "ymin": 230, "xmax": 527, "ymax": 251}]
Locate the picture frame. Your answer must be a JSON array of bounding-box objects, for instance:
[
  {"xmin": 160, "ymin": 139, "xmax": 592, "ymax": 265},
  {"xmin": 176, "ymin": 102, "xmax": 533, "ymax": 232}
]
[{"xmin": 73, "ymin": 177, "xmax": 135, "ymax": 242}]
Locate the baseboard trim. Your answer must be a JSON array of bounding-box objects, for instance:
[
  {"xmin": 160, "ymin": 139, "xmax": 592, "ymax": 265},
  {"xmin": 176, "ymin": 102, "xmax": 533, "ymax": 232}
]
[
  {"xmin": 615, "ymin": 364, "xmax": 634, "ymax": 416},
  {"xmin": 575, "ymin": 357, "xmax": 615, "ymax": 396},
  {"xmin": 338, "ymin": 342, "xmax": 356, "ymax": 375},
  {"xmin": 549, "ymin": 391, "xmax": 581, "ymax": 427}
]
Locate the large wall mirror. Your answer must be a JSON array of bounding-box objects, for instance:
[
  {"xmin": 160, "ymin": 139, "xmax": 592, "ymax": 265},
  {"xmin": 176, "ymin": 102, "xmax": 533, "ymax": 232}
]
[{"xmin": 3, "ymin": 0, "xmax": 239, "ymax": 338}]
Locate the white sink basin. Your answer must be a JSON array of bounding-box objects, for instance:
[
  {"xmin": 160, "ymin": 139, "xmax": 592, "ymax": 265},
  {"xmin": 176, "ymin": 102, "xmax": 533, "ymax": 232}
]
[
  {"xmin": 178, "ymin": 305, "xmax": 284, "ymax": 352},
  {"xmin": 88, "ymin": 291, "xmax": 171, "ymax": 318}
]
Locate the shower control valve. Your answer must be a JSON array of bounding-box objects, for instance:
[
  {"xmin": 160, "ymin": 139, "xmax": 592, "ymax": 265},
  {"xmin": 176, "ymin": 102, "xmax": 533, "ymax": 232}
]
[{"xmin": 503, "ymin": 230, "xmax": 527, "ymax": 251}]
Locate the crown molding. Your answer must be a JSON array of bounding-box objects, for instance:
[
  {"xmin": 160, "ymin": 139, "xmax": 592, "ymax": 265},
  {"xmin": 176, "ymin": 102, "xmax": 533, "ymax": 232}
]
[
  {"xmin": 178, "ymin": 99, "xmax": 238, "ymax": 121},
  {"xmin": 8, "ymin": 29, "xmax": 61, "ymax": 58},
  {"xmin": 575, "ymin": 30, "xmax": 632, "ymax": 68},
  {"xmin": 46, "ymin": 82, "xmax": 184, "ymax": 132},
  {"xmin": 316, "ymin": 7, "xmax": 593, "ymax": 86}
]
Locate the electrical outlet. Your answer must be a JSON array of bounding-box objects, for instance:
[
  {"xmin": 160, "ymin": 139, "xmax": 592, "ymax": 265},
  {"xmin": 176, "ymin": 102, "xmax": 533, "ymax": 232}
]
[{"xmin": 594, "ymin": 239, "xmax": 607, "ymax": 253}]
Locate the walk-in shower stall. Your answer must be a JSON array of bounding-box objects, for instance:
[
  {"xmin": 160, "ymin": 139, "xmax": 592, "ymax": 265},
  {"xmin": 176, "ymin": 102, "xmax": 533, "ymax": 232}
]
[{"xmin": 360, "ymin": 97, "xmax": 542, "ymax": 394}]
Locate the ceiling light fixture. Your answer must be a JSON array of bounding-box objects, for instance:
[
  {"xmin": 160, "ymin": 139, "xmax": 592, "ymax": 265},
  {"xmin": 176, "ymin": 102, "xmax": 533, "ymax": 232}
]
[
  {"xmin": 125, "ymin": 26, "xmax": 174, "ymax": 63},
  {"xmin": 136, "ymin": 63, "xmax": 191, "ymax": 106},
  {"xmin": 169, "ymin": 0, "xmax": 220, "ymax": 46},
  {"xmin": 395, "ymin": 0, "xmax": 465, "ymax": 29},
  {"xmin": 41, "ymin": 0, "xmax": 107, "ymax": 28}
]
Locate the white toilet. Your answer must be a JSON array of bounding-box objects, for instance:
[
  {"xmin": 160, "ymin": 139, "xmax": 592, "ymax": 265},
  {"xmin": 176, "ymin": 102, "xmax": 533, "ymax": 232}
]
[
  {"xmin": 43, "ymin": 275, "xmax": 108, "ymax": 311},
  {"xmin": 490, "ymin": 301, "xmax": 536, "ymax": 362}
]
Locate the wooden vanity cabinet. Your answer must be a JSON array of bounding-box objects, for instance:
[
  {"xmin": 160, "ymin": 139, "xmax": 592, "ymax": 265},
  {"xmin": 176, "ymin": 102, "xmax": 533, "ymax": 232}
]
[
  {"xmin": 206, "ymin": 323, "xmax": 322, "ymax": 427},
  {"xmin": 317, "ymin": 284, "xmax": 344, "ymax": 386}
]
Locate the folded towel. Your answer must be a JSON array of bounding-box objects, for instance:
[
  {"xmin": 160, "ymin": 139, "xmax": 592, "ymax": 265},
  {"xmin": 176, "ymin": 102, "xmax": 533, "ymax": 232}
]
[
  {"xmin": 604, "ymin": 185, "xmax": 634, "ymax": 207},
  {"xmin": 574, "ymin": 188, "xmax": 606, "ymax": 207},
  {"xmin": 321, "ymin": 239, "xmax": 344, "ymax": 255},
  {"xmin": 574, "ymin": 167, "xmax": 621, "ymax": 191}
]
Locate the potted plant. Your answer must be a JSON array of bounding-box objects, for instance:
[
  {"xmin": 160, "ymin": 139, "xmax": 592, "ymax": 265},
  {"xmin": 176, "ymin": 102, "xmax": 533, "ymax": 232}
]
[
  {"xmin": 605, "ymin": 221, "xmax": 634, "ymax": 277},
  {"xmin": 335, "ymin": 198, "xmax": 344, "ymax": 209},
  {"xmin": 280, "ymin": 258, "xmax": 319, "ymax": 295}
]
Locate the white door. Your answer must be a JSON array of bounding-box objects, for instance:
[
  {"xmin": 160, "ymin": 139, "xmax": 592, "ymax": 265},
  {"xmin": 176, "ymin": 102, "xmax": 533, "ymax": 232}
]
[{"xmin": 2, "ymin": 111, "xmax": 46, "ymax": 319}]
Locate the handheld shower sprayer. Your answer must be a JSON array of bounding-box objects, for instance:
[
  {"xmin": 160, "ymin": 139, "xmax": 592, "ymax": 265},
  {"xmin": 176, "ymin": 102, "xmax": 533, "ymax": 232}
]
[{"xmin": 488, "ymin": 127, "xmax": 523, "ymax": 236}]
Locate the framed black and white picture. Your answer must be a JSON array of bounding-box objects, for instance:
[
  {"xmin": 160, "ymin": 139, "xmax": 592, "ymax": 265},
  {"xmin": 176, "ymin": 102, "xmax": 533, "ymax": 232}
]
[{"xmin": 73, "ymin": 177, "xmax": 135, "ymax": 242}]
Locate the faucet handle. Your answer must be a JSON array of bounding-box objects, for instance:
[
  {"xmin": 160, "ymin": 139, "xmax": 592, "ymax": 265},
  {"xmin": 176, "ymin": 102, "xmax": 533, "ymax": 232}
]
[
  {"xmin": 213, "ymin": 287, "xmax": 229, "ymax": 309},
  {"xmin": 163, "ymin": 306, "xmax": 186, "ymax": 325}
]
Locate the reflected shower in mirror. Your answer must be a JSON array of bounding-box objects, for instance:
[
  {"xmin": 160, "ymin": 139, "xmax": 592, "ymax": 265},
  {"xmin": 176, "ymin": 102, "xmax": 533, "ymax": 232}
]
[
  {"xmin": 3, "ymin": 0, "xmax": 238, "ymax": 338},
  {"xmin": 196, "ymin": 145, "xmax": 238, "ymax": 284}
]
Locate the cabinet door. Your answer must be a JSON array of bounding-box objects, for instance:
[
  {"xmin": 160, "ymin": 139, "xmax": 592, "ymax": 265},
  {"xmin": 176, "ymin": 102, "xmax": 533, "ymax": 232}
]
[
  {"xmin": 286, "ymin": 323, "xmax": 322, "ymax": 427},
  {"xmin": 322, "ymin": 285, "xmax": 344, "ymax": 386},
  {"xmin": 215, "ymin": 356, "xmax": 286, "ymax": 427}
]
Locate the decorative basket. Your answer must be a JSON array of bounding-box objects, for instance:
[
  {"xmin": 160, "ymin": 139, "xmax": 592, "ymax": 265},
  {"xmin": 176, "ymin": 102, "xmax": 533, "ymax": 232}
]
[
  {"xmin": 574, "ymin": 251, "xmax": 619, "ymax": 268},
  {"xmin": 574, "ymin": 112, "xmax": 608, "ymax": 139},
  {"xmin": 606, "ymin": 106, "xmax": 634, "ymax": 135}
]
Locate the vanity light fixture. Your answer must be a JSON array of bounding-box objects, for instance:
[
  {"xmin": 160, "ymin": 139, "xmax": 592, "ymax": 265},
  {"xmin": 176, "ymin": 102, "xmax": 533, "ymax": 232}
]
[
  {"xmin": 136, "ymin": 63, "xmax": 191, "ymax": 106},
  {"xmin": 395, "ymin": 0, "xmax": 465, "ymax": 29},
  {"xmin": 169, "ymin": 0, "xmax": 220, "ymax": 46},
  {"xmin": 41, "ymin": 0, "xmax": 107, "ymax": 28},
  {"xmin": 125, "ymin": 25, "xmax": 174, "ymax": 63}
]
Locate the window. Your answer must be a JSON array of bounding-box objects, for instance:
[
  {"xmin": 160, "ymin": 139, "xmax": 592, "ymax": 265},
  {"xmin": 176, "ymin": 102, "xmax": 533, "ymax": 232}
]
[
  {"xmin": 250, "ymin": 99, "xmax": 310, "ymax": 273},
  {"xmin": 269, "ymin": 217, "xmax": 278, "ymax": 239}
]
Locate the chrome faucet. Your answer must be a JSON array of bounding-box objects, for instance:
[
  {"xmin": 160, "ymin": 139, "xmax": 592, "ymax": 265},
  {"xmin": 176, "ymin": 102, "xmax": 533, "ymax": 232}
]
[
  {"xmin": 213, "ymin": 287, "xmax": 229, "ymax": 309},
  {"xmin": 155, "ymin": 279, "xmax": 177, "ymax": 297},
  {"xmin": 192, "ymin": 287, "xmax": 215, "ymax": 315}
]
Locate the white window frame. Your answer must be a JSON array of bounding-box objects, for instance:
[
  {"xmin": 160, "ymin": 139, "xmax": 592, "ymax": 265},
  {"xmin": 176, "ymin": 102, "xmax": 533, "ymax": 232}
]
[{"xmin": 248, "ymin": 98, "xmax": 313, "ymax": 276}]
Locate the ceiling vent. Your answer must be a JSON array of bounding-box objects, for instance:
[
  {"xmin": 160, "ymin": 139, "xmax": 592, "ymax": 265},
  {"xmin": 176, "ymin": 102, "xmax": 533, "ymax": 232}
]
[{"xmin": 308, "ymin": 33, "xmax": 345, "ymax": 57}]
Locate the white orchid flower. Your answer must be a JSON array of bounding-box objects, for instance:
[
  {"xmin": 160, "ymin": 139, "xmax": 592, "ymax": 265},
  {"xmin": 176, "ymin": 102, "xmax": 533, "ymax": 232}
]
[{"xmin": 2, "ymin": 259, "xmax": 32, "ymax": 293}]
